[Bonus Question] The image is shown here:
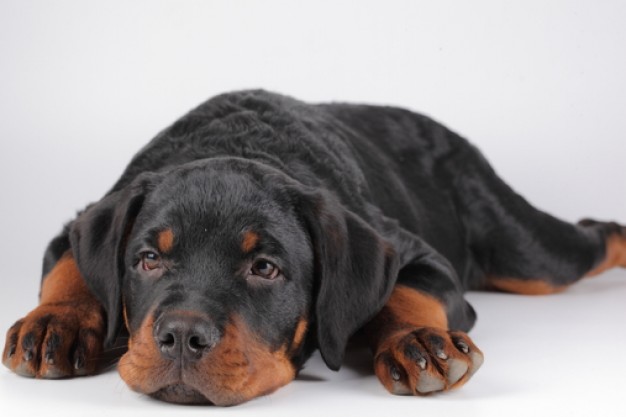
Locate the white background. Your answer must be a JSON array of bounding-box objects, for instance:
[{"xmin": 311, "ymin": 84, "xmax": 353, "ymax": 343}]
[{"xmin": 1, "ymin": 1, "xmax": 625, "ymax": 416}]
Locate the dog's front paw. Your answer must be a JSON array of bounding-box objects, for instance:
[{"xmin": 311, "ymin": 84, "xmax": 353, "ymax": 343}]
[
  {"xmin": 374, "ymin": 327, "xmax": 483, "ymax": 395},
  {"xmin": 3, "ymin": 302, "xmax": 105, "ymax": 378}
]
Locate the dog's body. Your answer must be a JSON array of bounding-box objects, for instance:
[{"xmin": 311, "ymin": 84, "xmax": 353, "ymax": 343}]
[{"xmin": 3, "ymin": 90, "xmax": 625, "ymax": 405}]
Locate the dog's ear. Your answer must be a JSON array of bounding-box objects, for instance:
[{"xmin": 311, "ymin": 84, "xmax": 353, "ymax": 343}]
[
  {"xmin": 295, "ymin": 188, "xmax": 400, "ymax": 371},
  {"xmin": 69, "ymin": 174, "xmax": 160, "ymax": 347}
]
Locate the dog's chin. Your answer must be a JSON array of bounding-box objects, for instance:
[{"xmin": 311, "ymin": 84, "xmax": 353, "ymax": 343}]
[{"xmin": 150, "ymin": 384, "xmax": 214, "ymax": 405}]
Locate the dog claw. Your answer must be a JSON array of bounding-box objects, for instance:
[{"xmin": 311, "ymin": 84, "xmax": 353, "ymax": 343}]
[
  {"xmin": 390, "ymin": 365, "xmax": 401, "ymax": 381},
  {"xmin": 74, "ymin": 353, "xmax": 85, "ymax": 370},
  {"xmin": 455, "ymin": 340, "xmax": 469, "ymax": 353}
]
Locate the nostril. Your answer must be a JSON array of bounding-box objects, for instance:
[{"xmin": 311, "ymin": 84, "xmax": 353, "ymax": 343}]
[
  {"xmin": 188, "ymin": 335, "xmax": 208, "ymax": 352},
  {"xmin": 160, "ymin": 332, "xmax": 176, "ymax": 347},
  {"xmin": 154, "ymin": 320, "xmax": 182, "ymax": 360}
]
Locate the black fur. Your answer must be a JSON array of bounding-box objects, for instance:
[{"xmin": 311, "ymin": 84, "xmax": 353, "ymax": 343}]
[{"xmin": 42, "ymin": 89, "xmax": 610, "ymax": 371}]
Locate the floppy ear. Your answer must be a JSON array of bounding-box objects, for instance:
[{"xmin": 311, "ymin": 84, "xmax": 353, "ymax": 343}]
[
  {"xmin": 69, "ymin": 174, "xmax": 159, "ymax": 347},
  {"xmin": 296, "ymin": 189, "xmax": 400, "ymax": 370}
]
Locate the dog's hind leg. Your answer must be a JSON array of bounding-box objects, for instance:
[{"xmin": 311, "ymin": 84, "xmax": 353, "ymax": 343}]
[
  {"xmin": 441, "ymin": 132, "xmax": 626, "ymax": 294},
  {"xmin": 462, "ymin": 176, "xmax": 625, "ymax": 295},
  {"xmin": 577, "ymin": 219, "xmax": 626, "ymax": 277}
]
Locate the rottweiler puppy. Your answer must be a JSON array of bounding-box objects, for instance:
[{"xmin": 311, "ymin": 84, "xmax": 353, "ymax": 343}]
[{"xmin": 3, "ymin": 90, "xmax": 625, "ymax": 405}]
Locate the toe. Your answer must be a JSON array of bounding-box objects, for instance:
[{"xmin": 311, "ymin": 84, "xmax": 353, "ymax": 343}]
[
  {"xmin": 446, "ymin": 358, "xmax": 469, "ymax": 386},
  {"xmin": 39, "ymin": 326, "xmax": 74, "ymax": 378},
  {"xmin": 74, "ymin": 328, "xmax": 103, "ymax": 375},
  {"xmin": 374, "ymin": 352, "xmax": 412, "ymax": 395},
  {"xmin": 415, "ymin": 371, "xmax": 445, "ymax": 394},
  {"xmin": 450, "ymin": 331, "xmax": 484, "ymax": 377},
  {"xmin": 3, "ymin": 320, "xmax": 22, "ymax": 369},
  {"xmin": 468, "ymin": 350, "xmax": 484, "ymax": 376},
  {"xmin": 15, "ymin": 327, "xmax": 45, "ymax": 377}
]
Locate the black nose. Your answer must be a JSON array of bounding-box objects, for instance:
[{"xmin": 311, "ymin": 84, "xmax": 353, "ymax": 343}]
[{"xmin": 154, "ymin": 313, "xmax": 219, "ymax": 362}]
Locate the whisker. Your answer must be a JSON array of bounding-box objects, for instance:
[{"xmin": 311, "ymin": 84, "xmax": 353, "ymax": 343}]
[{"xmin": 100, "ymin": 346, "xmax": 129, "ymax": 353}]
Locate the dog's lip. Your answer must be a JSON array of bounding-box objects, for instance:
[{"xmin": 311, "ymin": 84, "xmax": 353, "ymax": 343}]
[{"xmin": 150, "ymin": 383, "xmax": 214, "ymax": 405}]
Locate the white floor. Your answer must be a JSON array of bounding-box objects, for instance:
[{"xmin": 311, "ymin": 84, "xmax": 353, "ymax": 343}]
[{"xmin": 1, "ymin": 270, "xmax": 625, "ymax": 417}]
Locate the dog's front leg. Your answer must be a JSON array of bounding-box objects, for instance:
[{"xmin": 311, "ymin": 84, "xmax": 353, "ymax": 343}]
[
  {"xmin": 3, "ymin": 250, "xmax": 106, "ymax": 378},
  {"xmin": 363, "ymin": 252, "xmax": 484, "ymax": 396}
]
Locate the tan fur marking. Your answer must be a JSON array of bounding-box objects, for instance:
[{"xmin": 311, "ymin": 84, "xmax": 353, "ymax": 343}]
[
  {"xmin": 157, "ymin": 229, "xmax": 174, "ymax": 253},
  {"xmin": 291, "ymin": 318, "xmax": 308, "ymax": 351},
  {"xmin": 385, "ymin": 285, "xmax": 448, "ymax": 329},
  {"xmin": 487, "ymin": 277, "xmax": 566, "ymax": 295},
  {"xmin": 363, "ymin": 285, "xmax": 449, "ymax": 350},
  {"xmin": 119, "ymin": 312, "xmax": 159, "ymax": 393},
  {"xmin": 122, "ymin": 301, "xmax": 130, "ymax": 331},
  {"xmin": 40, "ymin": 252, "xmax": 96, "ymax": 304},
  {"xmin": 585, "ymin": 235, "xmax": 626, "ymax": 277},
  {"xmin": 241, "ymin": 231, "xmax": 259, "ymax": 253},
  {"xmin": 213, "ymin": 316, "xmax": 295, "ymax": 403}
]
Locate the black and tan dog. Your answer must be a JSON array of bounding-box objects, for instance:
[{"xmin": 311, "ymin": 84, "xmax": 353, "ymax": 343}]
[{"xmin": 3, "ymin": 90, "xmax": 625, "ymax": 405}]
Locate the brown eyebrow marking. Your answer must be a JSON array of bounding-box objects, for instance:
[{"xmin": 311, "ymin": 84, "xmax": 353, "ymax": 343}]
[
  {"xmin": 157, "ymin": 228, "xmax": 174, "ymax": 253},
  {"xmin": 241, "ymin": 230, "xmax": 260, "ymax": 253}
]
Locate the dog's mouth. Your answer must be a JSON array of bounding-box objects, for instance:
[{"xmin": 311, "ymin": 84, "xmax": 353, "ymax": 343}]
[
  {"xmin": 150, "ymin": 384, "xmax": 213, "ymax": 405},
  {"xmin": 120, "ymin": 314, "xmax": 298, "ymax": 406}
]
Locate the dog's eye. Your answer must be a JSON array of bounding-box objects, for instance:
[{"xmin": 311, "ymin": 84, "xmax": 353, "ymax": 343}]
[
  {"xmin": 250, "ymin": 260, "xmax": 279, "ymax": 279},
  {"xmin": 141, "ymin": 251, "xmax": 162, "ymax": 271}
]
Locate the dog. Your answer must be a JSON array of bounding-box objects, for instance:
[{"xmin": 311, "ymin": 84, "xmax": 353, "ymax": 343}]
[{"xmin": 3, "ymin": 90, "xmax": 625, "ymax": 405}]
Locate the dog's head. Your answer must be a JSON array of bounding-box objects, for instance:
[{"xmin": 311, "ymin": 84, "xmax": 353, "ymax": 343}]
[{"xmin": 69, "ymin": 157, "xmax": 399, "ymax": 405}]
